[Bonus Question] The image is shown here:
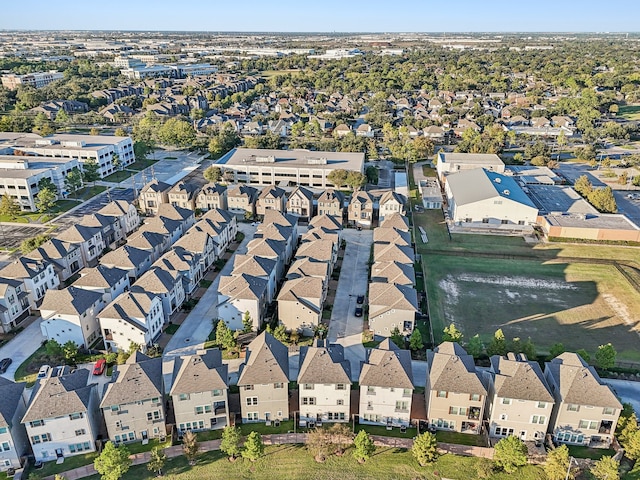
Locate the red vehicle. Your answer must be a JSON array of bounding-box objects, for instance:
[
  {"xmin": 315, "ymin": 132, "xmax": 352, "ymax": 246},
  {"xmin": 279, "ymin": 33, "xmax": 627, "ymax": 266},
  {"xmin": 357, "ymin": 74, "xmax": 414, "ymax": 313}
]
[{"xmin": 93, "ymin": 359, "xmax": 106, "ymax": 375}]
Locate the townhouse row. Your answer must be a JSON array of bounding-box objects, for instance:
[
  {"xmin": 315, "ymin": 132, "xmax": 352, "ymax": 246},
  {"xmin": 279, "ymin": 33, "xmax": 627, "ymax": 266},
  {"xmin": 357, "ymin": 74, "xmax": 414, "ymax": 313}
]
[
  {"xmin": 367, "ymin": 213, "xmax": 420, "ymax": 338},
  {"xmin": 1, "ymin": 336, "xmax": 620, "ymax": 470},
  {"xmin": 139, "ymin": 179, "xmax": 406, "ymax": 228}
]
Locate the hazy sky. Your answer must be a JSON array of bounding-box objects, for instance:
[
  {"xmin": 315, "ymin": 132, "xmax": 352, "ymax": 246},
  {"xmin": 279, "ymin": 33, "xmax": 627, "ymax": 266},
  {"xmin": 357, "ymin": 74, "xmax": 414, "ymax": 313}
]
[{"xmin": 2, "ymin": 0, "xmax": 639, "ymax": 32}]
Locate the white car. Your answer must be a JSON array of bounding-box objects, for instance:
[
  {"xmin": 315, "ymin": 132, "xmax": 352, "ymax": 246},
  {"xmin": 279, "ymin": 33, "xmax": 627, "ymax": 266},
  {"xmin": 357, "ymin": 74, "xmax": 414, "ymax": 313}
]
[
  {"xmin": 37, "ymin": 365, "xmax": 51, "ymax": 380},
  {"xmin": 626, "ymin": 193, "xmax": 640, "ymax": 200}
]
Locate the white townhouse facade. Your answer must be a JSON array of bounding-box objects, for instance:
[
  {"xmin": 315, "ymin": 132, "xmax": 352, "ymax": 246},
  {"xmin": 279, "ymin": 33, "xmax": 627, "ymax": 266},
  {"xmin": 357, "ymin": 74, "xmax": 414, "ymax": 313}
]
[
  {"xmin": 0, "ymin": 378, "xmax": 29, "ymax": 471},
  {"xmin": 0, "ymin": 258, "xmax": 60, "ymax": 310}
]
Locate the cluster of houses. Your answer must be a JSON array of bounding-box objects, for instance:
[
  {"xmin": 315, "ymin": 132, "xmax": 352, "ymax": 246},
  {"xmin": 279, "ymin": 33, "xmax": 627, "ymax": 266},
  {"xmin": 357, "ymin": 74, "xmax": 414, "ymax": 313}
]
[
  {"xmin": 368, "ymin": 213, "xmax": 420, "ymax": 337},
  {"xmin": 0, "ymin": 335, "xmax": 622, "ymax": 469}
]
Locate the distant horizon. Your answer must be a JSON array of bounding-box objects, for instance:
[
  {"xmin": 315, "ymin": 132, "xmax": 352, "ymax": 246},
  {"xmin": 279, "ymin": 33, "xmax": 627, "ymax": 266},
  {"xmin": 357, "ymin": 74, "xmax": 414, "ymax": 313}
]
[{"xmin": 2, "ymin": 0, "xmax": 640, "ymax": 32}]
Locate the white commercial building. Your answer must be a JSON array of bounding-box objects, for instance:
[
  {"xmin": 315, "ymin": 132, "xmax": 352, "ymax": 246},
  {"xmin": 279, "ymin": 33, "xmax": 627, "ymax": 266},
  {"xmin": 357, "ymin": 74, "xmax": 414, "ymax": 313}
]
[{"xmin": 436, "ymin": 152, "xmax": 505, "ymax": 183}]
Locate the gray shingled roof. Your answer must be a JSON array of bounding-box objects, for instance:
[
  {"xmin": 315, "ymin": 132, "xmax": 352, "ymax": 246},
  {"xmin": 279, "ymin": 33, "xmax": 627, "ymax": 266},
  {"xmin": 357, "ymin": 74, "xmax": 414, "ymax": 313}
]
[
  {"xmin": 238, "ymin": 332, "xmax": 289, "ymax": 385},
  {"xmin": 0, "ymin": 256, "xmax": 48, "ymax": 279},
  {"xmin": 0, "ymin": 378, "xmax": 26, "ymax": 428},
  {"xmin": 57, "ymin": 224, "xmax": 101, "ymax": 243},
  {"xmin": 368, "ymin": 283, "xmax": 419, "ymax": 317},
  {"xmin": 101, "ymin": 245, "xmax": 151, "ymax": 269},
  {"xmin": 490, "ymin": 354, "xmax": 554, "ymax": 403},
  {"xmin": 198, "ymin": 183, "xmax": 226, "ymax": 197},
  {"xmin": 23, "ymin": 369, "xmax": 93, "ymax": 422},
  {"xmin": 228, "ymin": 184, "xmax": 258, "ymax": 201},
  {"xmin": 170, "ymin": 350, "xmax": 228, "ymax": 396},
  {"xmin": 370, "ymin": 261, "xmax": 415, "ymax": 285},
  {"xmin": 201, "ymin": 208, "xmax": 233, "ymax": 225},
  {"xmin": 373, "ymin": 243, "xmax": 414, "ymax": 264},
  {"xmin": 296, "ymin": 239, "xmax": 334, "ymax": 263},
  {"xmin": 219, "ymin": 273, "xmax": 268, "ymax": 300},
  {"xmin": 40, "ymin": 286, "xmax": 102, "ymax": 316},
  {"xmin": 373, "ymin": 227, "xmax": 411, "ymax": 246},
  {"xmin": 287, "ymin": 258, "xmax": 329, "ymax": 280},
  {"xmin": 246, "ymin": 238, "xmax": 285, "ymax": 258},
  {"xmin": 126, "ymin": 230, "xmax": 167, "ymax": 250},
  {"xmin": 99, "ymin": 291, "xmax": 156, "ymax": 324},
  {"xmin": 263, "ymin": 209, "xmax": 297, "ymax": 228},
  {"xmin": 359, "ymin": 340, "xmax": 413, "ymax": 389},
  {"xmin": 141, "ymin": 179, "xmax": 171, "ymax": 193},
  {"xmin": 379, "ymin": 213, "xmax": 410, "ymax": 231},
  {"xmin": 157, "ymin": 203, "xmax": 194, "ymax": 222},
  {"xmin": 174, "ymin": 230, "xmax": 211, "ymax": 254},
  {"xmin": 427, "ymin": 342, "xmax": 486, "ymax": 395},
  {"xmin": 132, "ymin": 267, "xmax": 179, "ymax": 295},
  {"xmin": 100, "ymin": 354, "xmax": 163, "ymax": 407},
  {"xmin": 258, "ymin": 185, "xmax": 286, "ymax": 200},
  {"xmin": 309, "ymin": 214, "xmax": 342, "ymax": 231},
  {"xmin": 298, "ymin": 343, "xmax": 351, "ymax": 385},
  {"xmin": 98, "ymin": 200, "xmax": 132, "ymax": 217},
  {"xmin": 231, "ymin": 255, "xmax": 277, "ymax": 278},
  {"xmin": 74, "ymin": 265, "xmax": 128, "ymax": 289},
  {"xmin": 255, "ymin": 223, "xmax": 293, "ymax": 243},
  {"xmin": 26, "ymin": 238, "xmax": 78, "ymax": 265},
  {"xmin": 277, "ymin": 276, "xmax": 324, "ymax": 311},
  {"xmin": 545, "ymin": 352, "xmax": 622, "ymax": 409},
  {"xmin": 317, "ymin": 189, "xmax": 344, "ymax": 205}
]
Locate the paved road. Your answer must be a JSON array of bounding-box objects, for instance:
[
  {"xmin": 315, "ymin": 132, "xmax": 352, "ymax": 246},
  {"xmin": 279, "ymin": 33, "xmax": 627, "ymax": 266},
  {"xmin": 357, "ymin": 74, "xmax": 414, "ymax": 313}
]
[
  {"xmin": 602, "ymin": 378, "xmax": 640, "ymax": 415},
  {"xmin": 328, "ymin": 228, "xmax": 373, "ymax": 381},
  {"xmin": 0, "ymin": 317, "xmax": 44, "ymax": 381},
  {"xmin": 613, "ymin": 191, "xmax": 640, "ymax": 226}
]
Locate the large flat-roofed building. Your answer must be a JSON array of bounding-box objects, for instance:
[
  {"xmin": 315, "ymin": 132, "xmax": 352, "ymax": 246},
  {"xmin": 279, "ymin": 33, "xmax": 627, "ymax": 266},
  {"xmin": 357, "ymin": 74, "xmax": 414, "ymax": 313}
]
[
  {"xmin": 436, "ymin": 152, "xmax": 505, "ymax": 183},
  {"xmin": 220, "ymin": 148, "xmax": 365, "ymax": 187},
  {"xmin": 1, "ymin": 71, "xmax": 64, "ymax": 90},
  {"xmin": 0, "ymin": 167, "xmax": 53, "ymax": 211},
  {"xmin": 539, "ymin": 213, "xmax": 640, "ymax": 243},
  {"xmin": 445, "ymin": 168, "xmax": 538, "ymax": 227}
]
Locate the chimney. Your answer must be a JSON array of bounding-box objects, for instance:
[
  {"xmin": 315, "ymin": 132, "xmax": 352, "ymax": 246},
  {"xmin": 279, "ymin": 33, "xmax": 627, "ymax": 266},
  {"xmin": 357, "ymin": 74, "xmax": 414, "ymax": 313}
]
[{"xmin": 506, "ymin": 352, "xmax": 517, "ymax": 361}]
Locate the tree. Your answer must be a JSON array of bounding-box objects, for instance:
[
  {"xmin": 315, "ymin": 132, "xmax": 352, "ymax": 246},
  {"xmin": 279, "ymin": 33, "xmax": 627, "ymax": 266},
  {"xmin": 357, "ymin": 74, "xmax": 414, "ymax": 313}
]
[
  {"xmin": 442, "ymin": 323, "xmax": 463, "ymax": 343},
  {"xmin": 114, "ymin": 127, "xmax": 127, "ymax": 137},
  {"xmin": 147, "ymin": 447, "xmax": 166, "ymax": 476},
  {"xmin": 215, "ymin": 320, "xmax": 236, "ymax": 350},
  {"xmin": 64, "ymin": 167, "xmax": 83, "ymax": 199},
  {"xmin": 390, "ymin": 326, "xmax": 404, "ymax": 348},
  {"xmin": 62, "ymin": 340, "xmax": 78, "ymax": 365},
  {"xmin": 306, "ymin": 427, "xmax": 332, "ymax": 462},
  {"xmin": 413, "ymin": 136, "xmax": 435, "ymax": 160},
  {"xmin": 94, "ymin": 441, "xmax": 132, "ymax": 480},
  {"xmin": 273, "ymin": 324, "xmax": 288, "ymax": 343},
  {"xmin": 623, "ymin": 429, "xmax": 640, "ymax": 460},
  {"xmin": 365, "ymin": 165, "xmax": 379, "ymax": 184},
  {"xmin": 548, "ymin": 343, "xmax": 565, "ymax": 360},
  {"xmin": 573, "ymin": 175, "xmax": 593, "ymax": 196},
  {"xmin": 82, "ymin": 158, "xmax": 101, "ymax": 186},
  {"xmin": 20, "ymin": 233, "xmax": 50, "ymax": 255},
  {"xmin": 326, "ymin": 423, "xmax": 352, "ymax": 455},
  {"xmin": 203, "ymin": 166, "xmax": 222, "ymax": 183},
  {"xmin": 466, "ymin": 334, "xmax": 484, "ymax": 358},
  {"xmin": 242, "ymin": 431, "xmax": 264, "ymax": 462},
  {"xmin": 590, "ymin": 456, "xmax": 619, "ymax": 480},
  {"xmin": 346, "ymin": 171, "xmax": 367, "ymax": 190},
  {"xmin": 352, "ymin": 430, "xmax": 375, "ymax": 463},
  {"xmin": 112, "ymin": 153, "xmax": 122, "ymax": 171},
  {"xmin": 90, "ymin": 127, "xmax": 100, "ymax": 136},
  {"xmin": 38, "ymin": 177, "xmax": 58, "ymax": 195},
  {"xmin": 327, "ymin": 169, "xmax": 348, "ymax": 188},
  {"xmin": 544, "ymin": 445, "xmax": 573, "ymax": 480},
  {"xmin": 595, "ymin": 343, "xmax": 617, "ymax": 370},
  {"xmin": 220, "ymin": 426, "xmax": 242, "ymax": 459},
  {"xmin": 576, "ymin": 349, "xmax": 591, "ymax": 363},
  {"xmin": 618, "ymin": 171, "xmax": 628, "ymax": 185},
  {"xmin": 409, "ymin": 328, "xmax": 424, "ymax": 351},
  {"xmin": 157, "ymin": 118, "xmax": 196, "ymax": 147},
  {"xmin": 411, "ymin": 432, "xmax": 439, "ymax": 466},
  {"xmin": 0, "ymin": 193, "xmax": 20, "ymax": 219},
  {"xmin": 45, "ymin": 339, "xmax": 63, "ymax": 357},
  {"xmin": 486, "ymin": 329, "xmax": 507, "ymax": 356},
  {"xmin": 493, "ymin": 435, "xmax": 528, "ymax": 474},
  {"xmin": 242, "ymin": 311, "xmax": 253, "ymax": 333},
  {"xmin": 531, "ymin": 155, "xmax": 549, "ymax": 166},
  {"xmin": 588, "ymin": 187, "xmax": 617, "ymax": 213},
  {"xmin": 36, "ymin": 186, "xmax": 58, "ymax": 213},
  {"xmin": 182, "ymin": 430, "xmax": 199, "ymax": 465}
]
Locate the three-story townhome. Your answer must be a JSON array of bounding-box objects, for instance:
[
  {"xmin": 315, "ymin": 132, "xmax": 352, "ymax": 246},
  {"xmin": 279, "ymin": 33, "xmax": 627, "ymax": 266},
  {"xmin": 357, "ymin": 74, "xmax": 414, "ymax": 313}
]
[{"xmin": 0, "ymin": 378, "xmax": 28, "ymax": 471}]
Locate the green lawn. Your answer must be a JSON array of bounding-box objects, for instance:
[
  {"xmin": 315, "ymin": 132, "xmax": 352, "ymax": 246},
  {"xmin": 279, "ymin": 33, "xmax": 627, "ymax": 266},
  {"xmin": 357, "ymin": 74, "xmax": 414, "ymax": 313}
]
[
  {"xmin": 435, "ymin": 430, "xmax": 486, "ymax": 447},
  {"xmin": 354, "ymin": 424, "xmax": 417, "ymax": 439},
  {"xmin": 14, "ymin": 344, "xmax": 53, "ymax": 386},
  {"xmin": 38, "ymin": 451, "xmax": 98, "ymax": 477},
  {"xmin": 127, "ymin": 158, "xmax": 158, "ymax": 171},
  {"xmin": 164, "ymin": 323, "xmax": 180, "ymax": 334},
  {"xmin": 619, "ymin": 105, "xmax": 640, "ymax": 121},
  {"xmin": 567, "ymin": 445, "xmax": 616, "ymax": 460},
  {"xmin": 0, "ymin": 214, "xmax": 30, "ymax": 223},
  {"xmin": 76, "ymin": 185, "xmax": 108, "ymax": 200},
  {"xmin": 49, "ymin": 199, "xmax": 80, "ymax": 216},
  {"xmin": 82, "ymin": 445, "xmax": 545, "ymax": 480},
  {"xmin": 103, "ymin": 170, "xmax": 135, "ymax": 183}
]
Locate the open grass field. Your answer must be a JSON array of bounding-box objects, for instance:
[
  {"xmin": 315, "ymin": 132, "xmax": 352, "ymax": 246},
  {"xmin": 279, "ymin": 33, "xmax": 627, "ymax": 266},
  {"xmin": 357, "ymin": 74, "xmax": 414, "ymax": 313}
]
[
  {"xmin": 416, "ymin": 210, "xmax": 640, "ymax": 361},
  {"xmin": 83, "ymin": 445, "xmax": 546, "ymax": 480},
  {"xmin": 619, "ymin": 105, "xmax": 640, "ymax": 121}
]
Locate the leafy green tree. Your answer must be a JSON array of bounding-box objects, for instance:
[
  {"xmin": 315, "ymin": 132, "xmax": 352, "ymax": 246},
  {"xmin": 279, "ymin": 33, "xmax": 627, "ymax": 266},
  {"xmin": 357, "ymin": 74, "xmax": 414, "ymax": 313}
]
[
  {"xmin": 466, "ymin": 334, "xmax": 484, "ymax": 359},
  {"xmin": 345, "ymin": 171, "xmax": 366, "ymax": 190},
  {"xmin": 548, "ymin": 343, "xmax": 565, "ymax": 360},
  {"xmin": 20, "ymin": 233, "xmax": 50, "ymax": 255},
  {"xmin": 94, "ymin": 441, "xmax": 132, "ymax": 480},
  {"xmin": 573, "ymin": 175, "xmax": 592, "ymax": 197},
  {"xmin": 112, "ymin": 153, "xmax": 122, "ymax": 171},
  {"xmin": 203, "ymin": 166, "xmax": 222, "ymax": 183},
  {"xmin": 38, "ymin": 177, "xmax": 58, "ymax": 195},
  {"xmin": 390, "ymin": 327, "xmax": 404, "ymax": 349},
  {"xmin": 215, "ymin": 321, "xmax": 236, "ymax": 350},
  {"xmin": 365, "ymin": 166, "xmax": 378, "ymax": 184},
  {"xmin": 411, "ymin": 432, "xmax": 438, "ymax": 466},
  {"xmin": 588, "ymin": 187, "xmax": 617, "ymax": 213},
  {"xmin": 544, "ymin": 445, "xmax": 573, "ymax": 480},
  {"xmin": 182, "ymin": 430, "xmax": 199, "ymax": 465},
  {"xmin": 157, "ymin": 118, "xmax": 196, "ymax": 147},
  {"xmin": 576, "ymin": 349, "xmax": 591, "ymax": 363},
  {"xmin": 633, "ymin": 175, "xmax": 640, "ymax": 187},
  {"xmin": 486, "ymin": 329, "xmax": 507, "ymax": 356},
  {"xmin": 273, "ymin": 324, "xmax": 288, "ymax": 343},
  {"xmin": 242, "ymin": 431, "xmax": 264, "ymax": 461},
  {"xmin": 595, "ymin": 343, "xmax": 616, "ymax": 370},
  {"xmin": 208, "ymin": 124, "xmax": 241, "ymax": 158},
  {"xmin": 327, "ymin": 169, "xmax": 348, "ymax": 188},
  {"xmin": 409, "ymin": 328, "xmax": 424, "ymax": 351},
  {"xmin": 82, "ymin": 159, "xmax": 101, "ymax": 186},
  {"xmin": 0, "ymin": 193, "xmax": 20, "ymax": 219},
  {"xmin": 114, "ymin": 127, "xmax": 127, "ymax": 137},
  {"xmin": 147, "ymin": 447, "xmax": 166, "ymax": 476},
  {"xmin": 352, "ymin": 430, "xmax": 375, "ymax": 463},
  {"xmin": 64, "ymin": 167, "xmax": 83, "ymax": 198},
  {"xmin": 493, "ymin": 435, "xmax": 528, "ymax": 473},
  {"xmin": 590, "ymin": 456, "xmax": 619, "ymax": 480},
  {"xmin": 62, "ymin": 340, "xmax": 78, "ymax": 365},
  {"xmin": 242, "ymin": 311, "xmax": 253, "ymax": 333},
  {"xmin": 220, "ymin": 426, "xmax": 242, "ymax": 459},
  {"xmin": 616, "ymin": 403, "xmax": 636, "ymax": 441},
  {"xmin": 442, "ymin": 323, "xmax": 463, "ymax": 343},
  {"xmin": 45, "ymin": 339, "xmax": 63, "ymax": 357}
]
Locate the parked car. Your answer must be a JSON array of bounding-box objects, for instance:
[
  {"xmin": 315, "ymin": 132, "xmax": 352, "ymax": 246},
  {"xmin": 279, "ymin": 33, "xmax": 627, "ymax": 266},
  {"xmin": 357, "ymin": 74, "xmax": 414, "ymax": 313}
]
[
  {"xmin": 355, "ymin": 306, "xmax": 363, "ymax": 317},
  {"xmin": 36, "ymin": 365, "xmax": 51, "ymax": 380},
  {"xmin": 626, "ymin": 193, "xmax": 640, "ymax": 200},
  {"xmin": 93, "ymin": 358, "xmax": 106, "ymax": 376},
  {"xmin": 356, "ymin": 295, "xmax": 365, "ymax": 305},
  {"xmin": 0, "ymin": 357, "xmax": 12, "ymax": 374}
]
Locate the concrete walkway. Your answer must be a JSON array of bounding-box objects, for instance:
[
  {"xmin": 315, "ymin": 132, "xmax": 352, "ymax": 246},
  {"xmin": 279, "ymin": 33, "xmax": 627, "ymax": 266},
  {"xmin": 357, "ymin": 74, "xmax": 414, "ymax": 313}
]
[
  {"xmin": 327, "ymin": 228, "xmax": 372, "ymax": 381},
  {"xmin": 0, "ymin": 316, "xmax": 44, "ymax": 381},
  {"xmin": 162, "ymin": 223, "xmax": 256, "ymax": 361}
]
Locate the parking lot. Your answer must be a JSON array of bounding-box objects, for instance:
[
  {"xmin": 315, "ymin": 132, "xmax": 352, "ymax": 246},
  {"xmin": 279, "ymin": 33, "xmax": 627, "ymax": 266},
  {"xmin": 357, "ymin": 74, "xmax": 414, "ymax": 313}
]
[
  {"xmin": 0, "ymin": 224, "xmax": 50, "ymax": 250},
  {"xmin": 52, "ymin": 188, "xmax": 134, "ymax": 230}
]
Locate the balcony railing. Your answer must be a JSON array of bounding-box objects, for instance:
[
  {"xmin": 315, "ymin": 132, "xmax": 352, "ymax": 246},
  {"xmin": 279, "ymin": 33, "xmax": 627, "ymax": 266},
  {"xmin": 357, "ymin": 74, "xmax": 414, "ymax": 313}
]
[{"xmin": 214, "ymin": 406, "xmax": 226, "ymax": 415}]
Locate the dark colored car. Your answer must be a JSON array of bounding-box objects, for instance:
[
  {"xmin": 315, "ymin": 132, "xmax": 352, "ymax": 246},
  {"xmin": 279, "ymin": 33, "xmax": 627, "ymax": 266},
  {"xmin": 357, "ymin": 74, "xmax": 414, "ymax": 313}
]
[
  {"xmin": 355, "ymin": 306, "xmax": 363, "ymax": 317},
  {"xmin": 93, "ymin": 358, "xmax": 106, "ymax": 376},
  {"xmin": 356, "ymin": 295, "xmax": 365, "ymax": 305},
  {"xmin": 0, "ymin": 357, "xmax": 11, "ymax": 374}
]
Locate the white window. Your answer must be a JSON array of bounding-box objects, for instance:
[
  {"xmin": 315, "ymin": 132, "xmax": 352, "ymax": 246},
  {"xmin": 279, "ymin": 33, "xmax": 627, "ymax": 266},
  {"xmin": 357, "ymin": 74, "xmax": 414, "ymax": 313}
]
[
  {"xmin": 531, "ymin": 415, "xmax": 546, "ymax": 425},
  {"xmin": 247, "ymin": 412, "xmax": 258, "ymax": 421},
  {"xmin": 246, "ymin": 397, "xmax": 258, "ymax": 406},
  {"xmin": 501, "ymin": 398, "xmax": 511, "ymax": 405}
]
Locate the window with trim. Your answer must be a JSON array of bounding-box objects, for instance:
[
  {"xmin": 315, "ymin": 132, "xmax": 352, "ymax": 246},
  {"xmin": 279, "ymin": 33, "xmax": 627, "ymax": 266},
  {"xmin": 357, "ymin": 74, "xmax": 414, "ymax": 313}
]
[
  {"xmin": 246, "ymin": 397, "xmax": 258, "ymax": 406},
  {"xmin": 603, "ymin": 407, "xmax": 615, "ymax": 415},
  {"xmin": 302, "ymin": 397, "xmax": 316, "ymax": 405},
  {"xmin": 1, "ymin": 442, "xmax": 9, "ymax": 452},
  {"xmin": 531, "ymin": 415, "xmax": 546, "ymax": 425},
  {"xmin": 537, "ymin": 402, "xmax": 547, "ymax": 409},
  {"xmin": 69, "ymin": 412, "xmax": 83, "ymax": 420},
  {"xmin": 212, "ymin": 389, "xmax": 222, "ymax": 397},
  {"xmin": 337, "ymin": 399, "xmax": 344, "ymax": 406},
  {"xmin": 247, "ymin": 412, "xmax": 258, "ymax": 421},
  {"xmin": 501, "ymin": 398, "xmax": 511, "ymax": 405},
  {"xmin": 178, "ymin": 393, "xmax": 190, "ymax": 401},
  {"xmin": 75, "ymin": 429, "xmax": 86, "ymax": 436},
  {"xmin": 274, "ymin": 383, "xmax": 284, "ymax": 389},
  {"xmin": 470, "ymin": 393, "xmax": 480, "ymax": 401},
  {"xmin": 244, "ymin": 385, "xmax": 254, "ymax": 391},
  {"xmin": 437, "ymin": 391, "xmax": 447, "ymax": 398},
  {"xmin": 303, "ymin": 384, "xmax": 314, "ymax": 390},
  {"xmin": 30, "ymin": 420, "xmax": 44, "ymax": 427},
  {"xmin": 567, "ymin": 404, "xmax": 579, "ymax": 412}
]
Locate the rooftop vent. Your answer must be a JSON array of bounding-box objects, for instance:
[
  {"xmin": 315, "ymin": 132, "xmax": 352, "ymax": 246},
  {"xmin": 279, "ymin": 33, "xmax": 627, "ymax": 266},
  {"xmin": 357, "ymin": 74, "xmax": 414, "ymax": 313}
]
[
  {"xmin": 494, "ymin": 177, "xmax": 501, "ymax": 183},
  {"xmin": 503, "ymin": 189, "xmax": 510, "ymax": 196},
  {"xmin": 306, "ymin": 157, "xmax": 327, "ymax": 165}
]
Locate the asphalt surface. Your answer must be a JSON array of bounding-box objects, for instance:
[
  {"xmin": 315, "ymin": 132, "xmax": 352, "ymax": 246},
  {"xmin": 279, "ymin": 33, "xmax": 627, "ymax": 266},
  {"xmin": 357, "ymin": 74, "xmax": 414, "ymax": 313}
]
[
  {"xmin": 51, "ymin": 188, "xmax": 134, "ymax": 230},
  {"xmin": 0, "ymin": 317, "xmax": 44, "ymax": 381},
  {"xmin": 0, "ymin": 224, "xmax": 49, "ymax": 250},
  {"xmin": 327, "ymin": 228, "xmax": 373, "ymax": 381}
]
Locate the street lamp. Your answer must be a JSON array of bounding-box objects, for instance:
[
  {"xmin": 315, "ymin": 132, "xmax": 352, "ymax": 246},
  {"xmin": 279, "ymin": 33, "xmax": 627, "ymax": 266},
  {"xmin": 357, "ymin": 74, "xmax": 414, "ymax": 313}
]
[{"xmin": 565, "ymin": 455, "xmax": 577, "ymax": 480}]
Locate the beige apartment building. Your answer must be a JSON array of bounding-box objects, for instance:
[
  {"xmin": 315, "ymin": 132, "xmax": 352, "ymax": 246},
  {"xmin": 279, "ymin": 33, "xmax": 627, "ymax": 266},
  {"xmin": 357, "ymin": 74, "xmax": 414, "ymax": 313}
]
[
  {"xmin": 196, "ymin": 183, "xmax": 227, "ymax": 211},
  {"xmin": 170, "ymin": 350, "xmax": 230, "ymax": 434},
  {"xmin": 100, "ymin": 353, "xmax": 165, "ymax": 444},
  {"xmin": 317, "ymin": 189, "xmax": 345, "ymax": 217},
  {"xmin": 139, "ymin": 180, "xmax": 171, "ymax": 215},
  {"xmin": 238, "ymin": 332, "xmax": 290, "ymax": 423},
  {"xmin": 286, "ymin": 186, "xmax": 314, "ymax": 221},
  {"xmin": 277, "ymin": 275, "xmax": 325, "ymax": 336},
  {"xmin": 168, "ymin": 182, "xmax": 200, "ymax": 211},
  {"xmin": 426, "ymin": 342, "xmax": 486, "ymax": 434}
]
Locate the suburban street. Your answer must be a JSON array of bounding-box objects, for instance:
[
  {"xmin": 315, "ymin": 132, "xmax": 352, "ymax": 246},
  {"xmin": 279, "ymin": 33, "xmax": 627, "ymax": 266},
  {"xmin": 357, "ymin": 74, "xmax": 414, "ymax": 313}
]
[{"xmin": 327, "ymin": 228, "xmax": 373, "ymax": 381}]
